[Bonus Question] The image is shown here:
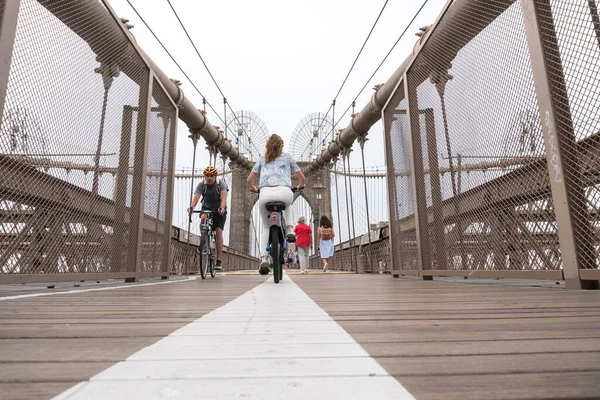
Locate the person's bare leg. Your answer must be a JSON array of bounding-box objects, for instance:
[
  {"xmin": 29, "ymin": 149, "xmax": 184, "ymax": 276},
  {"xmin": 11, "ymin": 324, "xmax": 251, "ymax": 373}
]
[{"xmin": 216, "ymin": 228, "xmax": 223, "ymax": 260}]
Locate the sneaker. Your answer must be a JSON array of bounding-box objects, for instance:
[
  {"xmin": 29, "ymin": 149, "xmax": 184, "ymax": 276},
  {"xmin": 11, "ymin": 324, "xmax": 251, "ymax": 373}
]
[
  {"xmin": 214, "ymin": 260, "xmax": 222, "ymax": 271},
  {"xmin": 323, "ymin": 263, "xmax": 328, "ymax": 272},
  {"xmin": 259, "ymin": 256, "xmax": 270, "ymax": 275}
]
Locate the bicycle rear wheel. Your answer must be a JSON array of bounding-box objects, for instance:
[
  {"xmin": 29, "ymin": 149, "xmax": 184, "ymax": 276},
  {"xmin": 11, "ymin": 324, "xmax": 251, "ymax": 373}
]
[
  {"xmin": 270, "ymin": 225, "xmax": 280, "ymax": 283},
  {"xmin": 199, "ymin": 234, "xmax": 209, "ymax": 279}
]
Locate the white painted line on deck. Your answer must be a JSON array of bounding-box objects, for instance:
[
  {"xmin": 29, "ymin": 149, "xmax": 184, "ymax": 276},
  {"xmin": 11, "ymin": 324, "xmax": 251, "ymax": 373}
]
[
  {"xmin": 52, "ymin": 276, "xmax": 415, "ymax": 400},
  {"xmin": 0, "ymin": 276, "xmax": 197, "ymax": 301}
]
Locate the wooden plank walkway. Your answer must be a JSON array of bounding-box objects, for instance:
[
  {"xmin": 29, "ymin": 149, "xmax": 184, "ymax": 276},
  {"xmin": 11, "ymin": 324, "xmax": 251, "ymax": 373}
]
[
  {"xmin": 0, "ymin": 272, "xmax": 599, "ymax": 399},
  {"xmin": 294, "ymin": 274, "xmax": 600, "ymax": 399}
]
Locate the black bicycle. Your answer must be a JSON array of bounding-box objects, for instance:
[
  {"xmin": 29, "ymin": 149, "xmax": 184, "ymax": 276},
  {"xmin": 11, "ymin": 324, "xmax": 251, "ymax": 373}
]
[
  {"xmin": 189, "ymin": 210, "xmax": 217, "ymax": 279},
  {"xmin": 254, "ymin": 187, "xmax": 299, "ymax": 284}
]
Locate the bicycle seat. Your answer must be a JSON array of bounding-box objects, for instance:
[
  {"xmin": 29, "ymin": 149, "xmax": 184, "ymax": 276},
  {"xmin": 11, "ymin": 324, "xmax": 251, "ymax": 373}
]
[{"xmin": 265, "ymin": 201, "xmax": 286, "ymax": 211}]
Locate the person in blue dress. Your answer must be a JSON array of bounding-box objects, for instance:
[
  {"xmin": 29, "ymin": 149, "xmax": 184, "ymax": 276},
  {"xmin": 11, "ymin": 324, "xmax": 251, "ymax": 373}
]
[{"xmin": 317, "ymin": 215, "xmax": 335, "ymax": 272}]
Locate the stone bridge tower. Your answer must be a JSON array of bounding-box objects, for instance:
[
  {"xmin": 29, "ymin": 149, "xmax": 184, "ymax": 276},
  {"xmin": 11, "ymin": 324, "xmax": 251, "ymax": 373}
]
[{"xmin": 228, "ymin": 161, "xmax": 332, "ymax": 253}]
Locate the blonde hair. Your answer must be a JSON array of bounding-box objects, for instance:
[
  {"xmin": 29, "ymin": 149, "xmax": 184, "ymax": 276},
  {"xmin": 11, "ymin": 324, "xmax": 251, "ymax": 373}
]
[{"xmin": 265, "ymin": 134, "xmax": 283, "ymax": 163}]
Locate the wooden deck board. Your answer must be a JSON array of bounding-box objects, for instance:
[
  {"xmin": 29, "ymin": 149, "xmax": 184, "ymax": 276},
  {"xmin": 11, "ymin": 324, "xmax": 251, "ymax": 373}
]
[
  {"xmin": 0, "ymin": 337, "xmax": 163, "ymax": 362},
  {"xmin": 0, "ymin": 361, "xmax": 114, "ymax": 382},
  {"xmin": 361, "ymin": 337, "xmax": 600, "ymax": 356},
  {"xmin": 293, "ymin": 274, "xmax": 600, "ymax": 399},
  {"xmin": 395, "ymin": 371, "xmax": 600, "ymax": 400},
  {"xmin": 1, "ymin": 273, "xmax": 600, "ymax": 399},
  {"xmin": 0, "ymin": 275, "xmax": 266, "ymax": 399},
  {"xmin": 0, "ymin": 383, "xmax": 79, "ymax": 400}
]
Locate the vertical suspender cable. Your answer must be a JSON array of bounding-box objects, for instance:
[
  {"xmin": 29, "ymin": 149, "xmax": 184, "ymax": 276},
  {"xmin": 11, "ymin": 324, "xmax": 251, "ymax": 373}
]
[
  {"xmin": 359, "ymin": 138, "xmax": 374, "ymax": 273},
  {"xmin": 346, "ymin": 155, "xmax": 359, "ymax": 273},
  {"xmin": 186, "ymin": 133, "xmax": 200, "ymax": 274},
  {"xmin": 333, "ymin": 160, "xmax": 343, "ymax": 271},
  {"xmin": 223, "ymin": 97, "xmax": 227, "ymax": 140},
  {"xmin": 330, "ymin": 100, "xmax": 338, "ymax": 270},
  {"xmin": 342, "ymin": 151, "xmax": 354, "ymax": 272}
]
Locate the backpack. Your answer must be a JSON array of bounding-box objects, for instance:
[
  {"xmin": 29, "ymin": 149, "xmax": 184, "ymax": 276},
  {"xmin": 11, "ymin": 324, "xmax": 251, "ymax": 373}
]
[
  {"xmin": 321, "ymin": 227, "xmax": 333, "ymax": 240},
  {"xmin": 199, "ymin": 180, "xmax": 222, "ymax": 202}
]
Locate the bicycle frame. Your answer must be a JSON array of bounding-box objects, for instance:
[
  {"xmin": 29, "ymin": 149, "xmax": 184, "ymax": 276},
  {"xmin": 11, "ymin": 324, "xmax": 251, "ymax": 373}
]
[
  {"xmin": 258, "ymin": 187, "xmax": 298, "ymax": 283},
  {"xmin": 190, "ymin": 210, "xmax": 217, "ymax": 278},
  {"xmin": 266, "ymin": 210, "xmax": 287, "ymax": 254}
]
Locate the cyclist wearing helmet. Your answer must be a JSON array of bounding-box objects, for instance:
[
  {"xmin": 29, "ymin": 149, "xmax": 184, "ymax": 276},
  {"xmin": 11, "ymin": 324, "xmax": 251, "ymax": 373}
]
[
  {"xmin": 246, "ymin": 134, "xmax": 306, "ymax": 275},
  {"xmin": 187, "ymin": 166, "xmax": 228, "ymax": 270}
]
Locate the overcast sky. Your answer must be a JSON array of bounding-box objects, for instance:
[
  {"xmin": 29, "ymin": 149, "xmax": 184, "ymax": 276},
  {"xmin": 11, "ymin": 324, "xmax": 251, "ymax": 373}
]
[{"xmin": 108, "ymin": 0, "xmax": 449, "ymax": 171}]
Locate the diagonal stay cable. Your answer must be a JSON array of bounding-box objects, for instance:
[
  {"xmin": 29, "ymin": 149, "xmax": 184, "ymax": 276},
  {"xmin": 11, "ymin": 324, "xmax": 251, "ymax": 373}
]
[
  {"xmin": 164, "ymin": 0, "xmax": 261, "ymax": 158},
  {"xmin": 333, "ymin": 0, "xmax": 389, "ymax": 102},
  {"xmin": 325, "ymin": 0, "xmax": 431, "ymax": 144},
  {"xmin": 124, "ymin": 0, "xmax": 255, "ymax": 156},
  {"xmin": 297, "ymin": 0, "xmax": 389, "ymax": 159}
]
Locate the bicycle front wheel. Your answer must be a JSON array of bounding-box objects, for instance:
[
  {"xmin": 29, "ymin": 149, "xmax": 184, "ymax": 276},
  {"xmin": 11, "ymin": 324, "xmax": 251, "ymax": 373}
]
[
  {"xmin": 199, "ymin": 234, "xmax": 210, "ymax": 279},
  {"xmin": 270, "ymin": 225, "xmax": 280, "ymax": 283}
]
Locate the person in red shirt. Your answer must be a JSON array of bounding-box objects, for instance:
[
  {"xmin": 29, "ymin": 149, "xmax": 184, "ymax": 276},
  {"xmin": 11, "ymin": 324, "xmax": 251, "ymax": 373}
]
[{"xmin": 294, "ymin": 216, "xmax": 312, "ymax": 274}]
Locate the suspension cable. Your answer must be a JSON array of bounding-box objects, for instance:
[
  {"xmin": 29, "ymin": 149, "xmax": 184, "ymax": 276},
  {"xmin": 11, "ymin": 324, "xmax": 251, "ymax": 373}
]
[
  {"xmin": 297, "ymin": 0, "xmax": 390, "ymax": 159},
  {"xmin": 332, "ymin": 100, "xmax": 336, "ymax": 144},
  {"xmin": 323, "ymin": 0, "xmax": 431, "ymax": 145},
  {"xmin": 124, "ymin": 0, "xmax": 255, "ymax": 157},
  {"xmin": 185, "ymin": 133, "xmax": 200, "ymax": 274},
  {"xmin": 359, "ymin": 136, "xmax": 374, "ymax": 273},
  {"xmin": 333, "ymin": 160, "xmax": 342, "ymax": 271},
  {"xmin": 223, "ymin": 97, "xmax": 227, "ymax": 140},
  {"xmin": 341, "ymin": 150, "xmax": 354, "ymax": 271},
  {"xmin": 345, "ymin": 152, "xmax": 359, "ymax": 273},
  {"xmin": 164, "ymin": 0, "xmax": 260, "ymax": 157}
]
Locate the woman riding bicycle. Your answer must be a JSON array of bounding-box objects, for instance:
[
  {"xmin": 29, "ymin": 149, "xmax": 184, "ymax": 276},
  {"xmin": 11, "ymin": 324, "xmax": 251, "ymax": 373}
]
[{"xmin": 246, "ymin": 134, "xmax": 306, "ymax": 275}]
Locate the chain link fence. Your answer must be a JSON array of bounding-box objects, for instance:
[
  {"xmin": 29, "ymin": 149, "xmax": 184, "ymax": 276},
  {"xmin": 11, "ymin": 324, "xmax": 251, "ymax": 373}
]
[
  {"xmin": 0, "ymin": 0, "xmax": 177, "ymax": 283},
  {"xmin": 383, "ymin": 89, "xmax": 419, "ymax": 275},
  {"xmin": 383, "ymin": 0, "xmax": 600, "ymax": 286},
  {"xmin": 170, "ymin": 227, "xmax": 258, "ymax": 274},
  {"xmin": 309, "ymin": 225, "xmax": 392, "ymax": 273},
  {"xmin": 540, "ymin": 0, "xmax": 600, "ymax": 278}
]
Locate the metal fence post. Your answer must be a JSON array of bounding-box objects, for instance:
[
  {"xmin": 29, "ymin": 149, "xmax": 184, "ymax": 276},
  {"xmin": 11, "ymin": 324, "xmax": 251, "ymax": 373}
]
[
  {"xmin": 424, "ymin": 108, "xmax": 447, "ymax": 271},
  {"xmin": 522, "ymin": 0, "xmax": 598, "ymax": 289},
  {"xmin": 162, "ymin": 105, "xmax": 178, "ymax": 278},
  {"xmin": 126, "ymin": 71, "xmax": 153, "ymax": 282},
  {"xmin": 0, "ymin": 0, "xmax": 20, "ymax": 123},
  {"xmin": 112, "ymin": 106, "xmax": 134, "ymax": 273},
  {"xmin": 404, "ymin": 74, "xmax": 433, "ymax": 279},
  {"xmin": 382, "ymin": 97, "xmax": 399, "ymax": 277}
]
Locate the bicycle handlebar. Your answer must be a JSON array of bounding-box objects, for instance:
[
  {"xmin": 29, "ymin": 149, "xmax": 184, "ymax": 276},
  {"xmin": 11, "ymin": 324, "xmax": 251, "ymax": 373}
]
[{"xmin": 188, "ymin": 209, "xmax": 217, "ymax": 223}]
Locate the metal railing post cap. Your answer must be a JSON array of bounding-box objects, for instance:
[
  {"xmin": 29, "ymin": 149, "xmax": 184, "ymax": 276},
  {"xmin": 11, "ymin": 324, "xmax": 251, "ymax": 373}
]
[
  {"xmin": 370, "ymin": 83, "xmax": 384, "ymax": 114},
  {"xmin": 169, "ymin": 78, "xmax": 185, "ymax": 109}
]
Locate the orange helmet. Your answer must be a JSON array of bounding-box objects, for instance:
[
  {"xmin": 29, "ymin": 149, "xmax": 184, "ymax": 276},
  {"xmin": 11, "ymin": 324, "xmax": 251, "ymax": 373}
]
[{"xmin": 203, "ymin": 166, "xmax": 218, "ymax": 176}]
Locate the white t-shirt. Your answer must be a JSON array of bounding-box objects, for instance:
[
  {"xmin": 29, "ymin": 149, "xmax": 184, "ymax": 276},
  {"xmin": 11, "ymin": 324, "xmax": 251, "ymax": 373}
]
[{"xmin": 252, "ymin": 152, "xmax": 300, "ymax": 188}]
